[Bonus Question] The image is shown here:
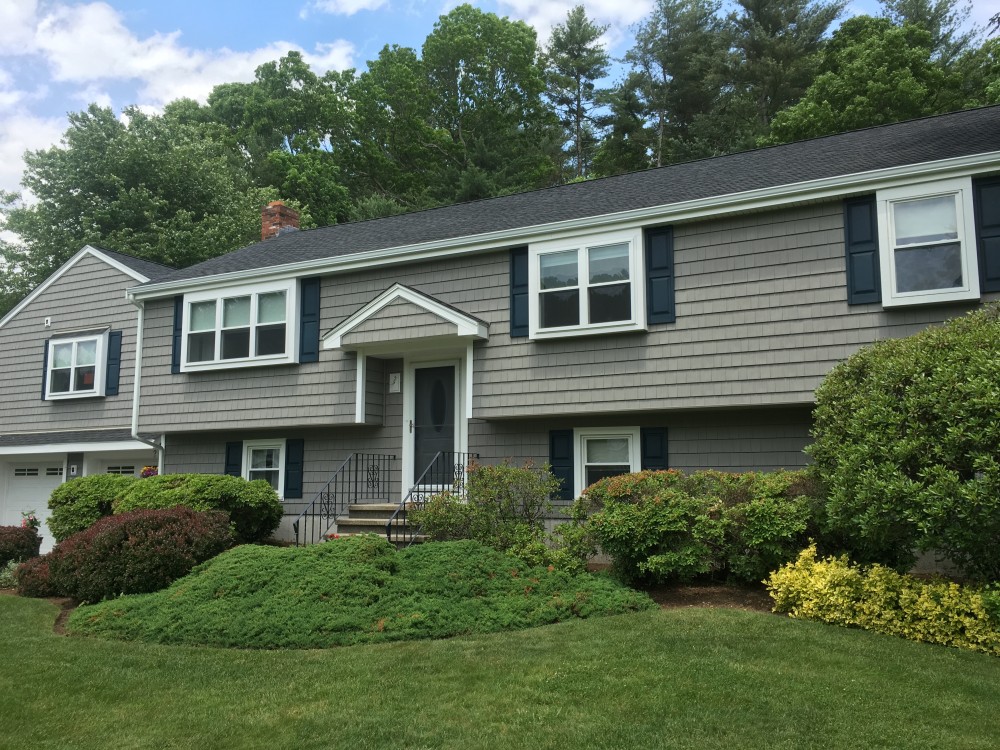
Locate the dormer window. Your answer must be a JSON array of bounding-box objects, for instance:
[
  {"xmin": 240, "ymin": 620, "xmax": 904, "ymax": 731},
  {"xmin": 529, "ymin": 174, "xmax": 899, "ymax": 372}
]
[{"xmin": 181, "ymin": 280, "xmax": 299, "ymax": 371}]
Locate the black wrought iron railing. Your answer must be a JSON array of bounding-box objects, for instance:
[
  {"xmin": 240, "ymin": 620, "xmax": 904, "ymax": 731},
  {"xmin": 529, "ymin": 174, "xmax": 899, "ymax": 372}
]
[
  {"xmin": 293, "ymin": 452, "xmax": 397, "ymax": 546},
  {"xmin": 386, "ymin": 451, "xmax": 478, "ymax": 546}
]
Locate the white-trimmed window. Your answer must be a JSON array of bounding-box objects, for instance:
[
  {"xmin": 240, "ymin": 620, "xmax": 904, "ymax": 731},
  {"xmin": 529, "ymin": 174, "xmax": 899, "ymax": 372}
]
[
  {"xmin": 574, "ymin": 427, "xmax": 641, "ymax": 497},
  {"xmin": 244, "ymin": 439, "xmax": 285, "ymax": 495},
  {"xmin": 877, "ymin": 177, "xmax": 980, "ymax": 307},
  {"xmin": 529, "ymin": 229, "xmax": 645, "ymax": 338},
  {"xmin": 182, "ymin": 280, "xmax": 299, "ymax": 371},
  {"xmin": 46, "ymin": 331, "xmax": 108, "ymax": 399}
]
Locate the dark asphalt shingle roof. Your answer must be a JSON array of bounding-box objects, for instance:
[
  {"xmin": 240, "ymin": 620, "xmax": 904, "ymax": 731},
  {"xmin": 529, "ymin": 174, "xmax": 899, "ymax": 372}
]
[
  {"xmin": 151, "ymin": 106, "xmax": 1000, "ymax": 285},
  {"xmin": 0, "ymin": 429, "xmax": 157, "ymax": 448},
  {"xmin": 93, "ymin": 247, "xmax": 175, "ymax": 281}
]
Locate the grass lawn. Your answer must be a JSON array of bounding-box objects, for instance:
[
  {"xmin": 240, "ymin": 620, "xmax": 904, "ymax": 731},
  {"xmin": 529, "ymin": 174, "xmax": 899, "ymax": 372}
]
[{"xmin": 3, "ymin": 596, "xmax": 999, "ymax": 749}]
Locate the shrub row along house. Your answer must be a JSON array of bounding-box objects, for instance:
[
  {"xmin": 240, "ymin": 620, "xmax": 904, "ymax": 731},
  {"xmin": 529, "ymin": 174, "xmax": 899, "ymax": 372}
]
[{"xmin": 1, "ymin": 107, "xmax": 999, "ymax": 549}]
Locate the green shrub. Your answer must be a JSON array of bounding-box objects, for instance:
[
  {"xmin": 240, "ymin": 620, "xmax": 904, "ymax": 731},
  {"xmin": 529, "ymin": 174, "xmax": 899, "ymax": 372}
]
[
  {"xmin": 44, "ymin": 507, "xmax": 233, "ymax": 603},
  {"xmin": 578, "ymin": 469, "xmax": 819, "ymax": 584},
  {"xmin": 48, "ymin": 474, "xmax": 138, "ymax": 541},
  {"xmin": 114, "ymin": 474, "xmax": 282, "ymax": 543},
  {"xmin": 808, "ymin": 305, "xmax": 1000, "ymax": 580},
  {"xmin": 15, "ymin": 556, "xmax": 56, "ymax": 598},
  {"xmin": 67, "ymin": 536, "xmax": 656, "ymax": 648},
  {"xmin": 0, "ymin": 560, "xmax": 19, "ymax": 588},
  {"xmin": 0, "ymin": 526, "xmax": 41, "ymax": 567},
  {"xmin": 767, "ymin": 546, "xmax": 1000, "ymax": 657}
]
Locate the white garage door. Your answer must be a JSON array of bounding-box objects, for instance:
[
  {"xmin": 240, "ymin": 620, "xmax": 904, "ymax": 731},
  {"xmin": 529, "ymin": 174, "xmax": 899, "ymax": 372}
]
[{"xmin": 3, "ymin": 465, "xmax": 64, "ymax": 553}]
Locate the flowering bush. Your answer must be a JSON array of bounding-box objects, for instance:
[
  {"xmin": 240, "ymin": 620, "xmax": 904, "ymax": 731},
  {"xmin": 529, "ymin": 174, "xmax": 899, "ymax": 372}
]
[
  {"xmin": 20, "ymin": 510, "xmax": 40, "ymax": 530},
  {"xmin": 40, "ymin": 507, "xmax": 233, "ymax": 603},
  {"xmin": 140, "ymin": 466, "xmax": 158, "ymax": 478}
]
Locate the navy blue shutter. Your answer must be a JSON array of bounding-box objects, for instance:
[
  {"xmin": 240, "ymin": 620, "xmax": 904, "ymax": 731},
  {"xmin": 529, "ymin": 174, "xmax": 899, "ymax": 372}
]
[
  {"xmin": 224, "ymin": 442, "xmax": 243, "ymax": 477},
  {"xmin": 284, "ymin": 439, "xmax": 305, "ymax": 499},
  {"xmin": 40, "ymin": 339, "xmax": 50, "ymax": 400},
  {"xmin": 645, "ymin": 227, "xmax": 676, "ymax": 324},
  {"xmin": 549, "ymin": 429, "xmax": 575, "ymax": 503},
  {"xmin": 171, "ymin": 296, "xmax": 183, "ymax": 374},
  {"xmin": 510, "ymin": 247, "xmax": 529, "ymax": 338},
  {"xmin": 299, "ymin": 277, "xmax": 321, "ymax": 363},
  {"xmin": 844, "ymin": 196, "xmax": 881, "ymax": 305},
  {"xmin": 640, "ymin": 427, "xmax": 668, "ymax": 471},
  {"xmin": 974, "ymin": 176, "xmax": 1000, "ymax": 293},
  {"xmin": 104, "ymin": 330, "xmax": 123, "ymax": 396}
]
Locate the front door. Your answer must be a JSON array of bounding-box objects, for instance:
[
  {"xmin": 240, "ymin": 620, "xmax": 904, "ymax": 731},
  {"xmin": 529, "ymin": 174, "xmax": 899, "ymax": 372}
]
[{"xmin": 412, "ymin": 365, "xmax": 456, "ymax": 485}]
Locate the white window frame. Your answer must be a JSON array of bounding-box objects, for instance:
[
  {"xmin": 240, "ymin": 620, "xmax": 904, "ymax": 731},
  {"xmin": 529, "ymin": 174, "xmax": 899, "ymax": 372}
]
[
  {"xmin": 877, "ymin": 177, "xmax": 980, "ymax": 307},
  {"xmin": 243, "ymin": 439, "xmax": 286, "ymax": 499},
  {"xmin": 181, "ymin": 279, "xmax": 300, "ymax": 372},
  {"xmin": 528, "ymin": 228, "xmax": 646, "ymax": 339},
  {"xmin": 45, "ymin": 331, "xmax": 109, "ymax": 400},
  {"xmin": 573, "ymin": 427, "xmax": 641, "ymax": 498}
]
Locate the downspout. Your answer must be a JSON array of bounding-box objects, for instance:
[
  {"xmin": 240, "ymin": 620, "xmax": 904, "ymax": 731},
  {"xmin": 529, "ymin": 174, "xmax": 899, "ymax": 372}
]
[{"xmin": 130, "ymin": 299, "xmax": 164, "ymax": 467}]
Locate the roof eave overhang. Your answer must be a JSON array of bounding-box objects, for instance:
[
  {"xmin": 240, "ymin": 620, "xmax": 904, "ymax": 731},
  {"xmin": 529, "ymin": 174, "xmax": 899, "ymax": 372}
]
[{"xmin": 127, "ymin": 150, "xmax": 1000, "ymax": 302}]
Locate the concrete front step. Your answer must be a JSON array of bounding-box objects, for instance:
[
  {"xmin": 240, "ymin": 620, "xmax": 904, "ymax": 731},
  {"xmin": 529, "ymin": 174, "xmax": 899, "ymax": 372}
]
[
  {"xmin": 323, "ymin": 531, "xmax": 428, "ymax": 549},
  {"xmin": 345, "ymin": 503, "xmax": 401, "ymax": 520}
]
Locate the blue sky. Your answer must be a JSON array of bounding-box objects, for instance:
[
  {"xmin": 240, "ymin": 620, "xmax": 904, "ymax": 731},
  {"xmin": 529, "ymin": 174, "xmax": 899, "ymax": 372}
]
[{"xmin": 0, "ymin": 0, "xmax": 996, "ymax": 205}]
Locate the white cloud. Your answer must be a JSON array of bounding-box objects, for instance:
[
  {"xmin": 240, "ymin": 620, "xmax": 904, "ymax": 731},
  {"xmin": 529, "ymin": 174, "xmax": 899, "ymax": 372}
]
[
  {"xmin": 302, "ymin": 0, "xmax": 389, "ymax": 17},
  {"xmin": 0, "ymin": 0, "xmax": 39, "ymax": 55},
  {"xmin": 496, "ymin": 0, "xmax": 653, "ymax": 45},
  {"xmin": 0, "ymin": 111, "xmax": 66, "ymax": 197}
]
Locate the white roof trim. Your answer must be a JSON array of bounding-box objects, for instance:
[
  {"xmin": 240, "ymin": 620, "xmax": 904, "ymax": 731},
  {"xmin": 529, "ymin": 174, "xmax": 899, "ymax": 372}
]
[
  {"xmin": 0, "ymin": 440, "xmax": 155, "ymax": 456},
  {"xmin": 128, "ymin": 150, "xmax": 1000, "ymax": 301},
  {"xmin": 0, "ymin": 245, "xmax": 149, "ymax": 330},
  {"xmin": 324, "ymin": 284, "xmax": 488, "ymax": 349}
]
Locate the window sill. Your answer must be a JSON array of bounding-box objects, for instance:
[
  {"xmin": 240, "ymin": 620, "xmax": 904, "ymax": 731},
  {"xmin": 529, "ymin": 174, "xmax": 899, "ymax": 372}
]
[
  {"xmin": 180, "ymin": 354, "xmax": 299, "ymax": 373},
  {"xmin": 529, "ymin": 321, "xmax": 646, "ymax": 341},
  {"xmin": 45, "ymin": 391, "xmax": 104, "ymax": 401},
  {"xmin": 881, "ymin": 287, "xmax": 979, "ymax": 308}
]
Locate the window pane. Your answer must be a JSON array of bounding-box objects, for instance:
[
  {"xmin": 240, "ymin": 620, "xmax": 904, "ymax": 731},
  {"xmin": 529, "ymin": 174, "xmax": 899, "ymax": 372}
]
[
  {"xmin": 540, "ymin": 289, "xmax": 580, "ymax": 328},
  {"xmin": 256, "ymin": 324, "xmax": 286, "ymax": 356},
  {"xmin": 190, "ymin": 301, "xmax": 216, "ymax": 331},
  {"xmin": 221, "ymin": 329, "xmax": 250, "ymax": 359},
  {"xmin": 250, "ymin": 448, "xmax": 280, "ymax": 470},
  {"xmin": 50, "ymin": 369, "xmax": 70, "ymax": 393},
  {"xmin": 540, "ymin": 250, "xmax": 578, "ymax": 290},
  {"xmin": 589, "ymin": 283, "xmax": 631, "ymax": 324},
  {"xmin": 894, "ymin": 243, "xmax": 963, "ymax": 293},
  {"xmin": 76, "ymin": 339, "xmax": 97, "ymax": 366},
  {"xmin": 74, "ymin": 366, "xmax": 95, "ymax": 391},
  {"xmin": 223, "ymin": 297, "xmax": 251, "ymax": 328},
  {"xmin": 894, "ymin": 195, "xmax": 958, "ymax": 245},
  {"xmin": 249, "ymin": 469, "xmax": 279, "ymax": 491},
  {"xmin": 187, "ymin": 331, "xmax": 215, "ymax": 362},
  {"xmin": 589, "ymin": 243, "xmax": 630, "ymax": 284},
  {"xmin": 586, "ymin": 465, "xmax": 630, "ymax": 486},
  {"xmin": 52, "ymin": 343, "xmax": 73, "ymax": 368},
  {"xmin": 586, "ymin": 437, "xmax": 630, "ymax": 464},
  {"xmin": 257, "ymin": 292, "xmax": 286, "ymax": 324}
]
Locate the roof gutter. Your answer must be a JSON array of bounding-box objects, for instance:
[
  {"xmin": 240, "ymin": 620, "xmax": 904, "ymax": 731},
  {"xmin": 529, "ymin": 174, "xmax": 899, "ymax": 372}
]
[{"xmin": 126, "ymin": 150, "xmax": 1000, "ymax": 302}]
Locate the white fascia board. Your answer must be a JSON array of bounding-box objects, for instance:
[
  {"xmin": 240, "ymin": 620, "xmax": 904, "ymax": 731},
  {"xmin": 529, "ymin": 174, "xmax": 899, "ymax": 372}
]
[
  {"xmin": 324, "ymin": 284, "xmax": 488, "ymax": 349},
  {"xmin": 0, "ymin": 245, "xmax": 149, "ymax": 330},
  {"xmin": 127, "ymin": 151, "xmax": 1000, "ymax": 302},
  {"xmin": 0, "ymin": 440, "xmax": 155, "ymax": 456}
]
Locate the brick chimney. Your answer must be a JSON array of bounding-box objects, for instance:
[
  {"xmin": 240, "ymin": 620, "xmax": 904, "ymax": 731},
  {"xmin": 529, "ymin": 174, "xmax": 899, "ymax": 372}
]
[{"xmin": 261, "ymin": 201, "xmax": 300, "ymax": 240}]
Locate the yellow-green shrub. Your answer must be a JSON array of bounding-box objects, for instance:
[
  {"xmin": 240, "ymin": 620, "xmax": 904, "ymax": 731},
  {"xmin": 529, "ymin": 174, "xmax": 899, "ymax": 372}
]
[{"xmin": 767, "ymin": 546, "xmax": 1000, "ymax": 656}]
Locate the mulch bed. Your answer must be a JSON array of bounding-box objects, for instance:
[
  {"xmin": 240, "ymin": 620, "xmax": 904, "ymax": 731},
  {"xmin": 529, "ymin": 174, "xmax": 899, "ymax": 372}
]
[{"xmin": 643, "ymin": 583, "xmax": 775, "ymax": 613}]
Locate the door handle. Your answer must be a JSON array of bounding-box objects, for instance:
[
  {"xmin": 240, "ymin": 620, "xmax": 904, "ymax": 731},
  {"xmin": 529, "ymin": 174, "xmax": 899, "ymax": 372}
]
[{"xmin": 409, "ymin": 420, "xmax": 414, "ymax": 433}]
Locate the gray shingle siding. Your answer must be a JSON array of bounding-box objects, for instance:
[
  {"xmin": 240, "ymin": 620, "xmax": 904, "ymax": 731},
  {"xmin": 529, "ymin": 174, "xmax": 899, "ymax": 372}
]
[
  {"xmin": 0, "ymin": 254, "xmax": 139, "ymax": 433},
  {"xmin": 341, "ymin": 300, "xmax": 456, "ymax": 347}
]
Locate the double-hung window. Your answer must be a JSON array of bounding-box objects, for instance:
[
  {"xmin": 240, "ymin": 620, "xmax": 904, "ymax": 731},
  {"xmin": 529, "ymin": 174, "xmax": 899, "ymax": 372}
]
[
  {"xmin": 877, "ymin": 178, "xmax": 980, "ymax": 307},
  {"xmin": 182, "ymin": 281, "xmax": 298, "ymax": 371},
  {"xmin": 574, "ymin": 427, "xmax": 641, "ymax": 496},
  {"xmin": 243, "ymin": 440, "xmax": 285, "ymax": 494},
  {"xmin": 529, "ymin": 229, "xmax": 645, "ymax": 339},
  {"xmin": 46, "ymin": 332, "xmax": 108, "ymax": 399}
]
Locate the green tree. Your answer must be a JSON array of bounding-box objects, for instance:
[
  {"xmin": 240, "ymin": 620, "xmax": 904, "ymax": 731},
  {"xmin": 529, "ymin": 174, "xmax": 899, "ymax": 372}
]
[
  {"xmin": 879, "ymin": 0, "xmax": 976, "ymax": 63},
  {"xmin": 543, "ymin": 5, "xmax": 611, "ymax": 178},
  {"xmin": 766, "ymin": 17, "xmax": 957, "ymax": 143},
  {"xmin": 730, "ymin": 0, "xmax": 846, "ymax": 132},
  {"xmin": 625, "ymin": 0, "xmax": 730, "ymax": 166},
  {"xmin": 591, "ymin": 73, "xmax": 652, "ymax": 176},
  {"xmin": 0, "ymin": 104, "xmax": 277, "ymax": 311},
  {"xmin": 422, "ymin": 4, "xmax": 561, "ymax": 200}
]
